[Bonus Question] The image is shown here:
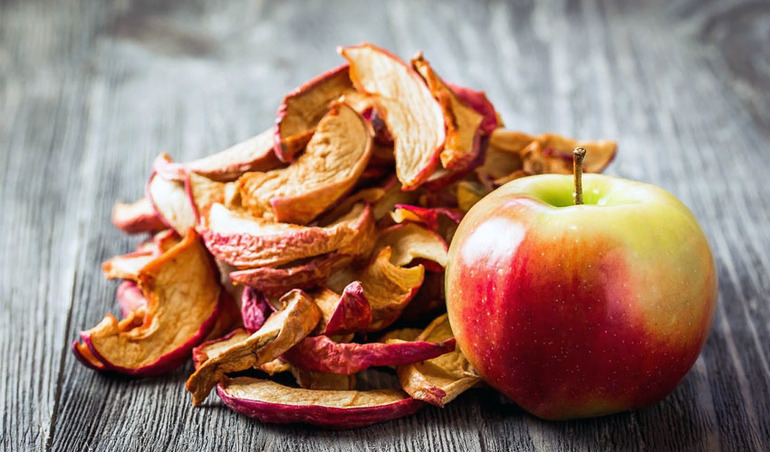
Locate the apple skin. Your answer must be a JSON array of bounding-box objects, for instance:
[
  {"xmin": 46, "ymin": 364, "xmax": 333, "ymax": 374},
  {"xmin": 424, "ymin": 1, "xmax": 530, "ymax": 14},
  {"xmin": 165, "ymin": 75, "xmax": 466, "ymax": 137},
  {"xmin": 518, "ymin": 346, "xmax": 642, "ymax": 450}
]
[{"xmin": 445, "ymin": 174, "xmax": 718, "ymax": 420}]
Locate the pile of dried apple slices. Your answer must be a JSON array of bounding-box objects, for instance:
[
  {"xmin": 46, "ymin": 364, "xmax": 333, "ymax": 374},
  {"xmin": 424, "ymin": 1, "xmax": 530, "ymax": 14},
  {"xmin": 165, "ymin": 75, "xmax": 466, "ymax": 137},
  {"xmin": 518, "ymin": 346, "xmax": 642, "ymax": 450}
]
[{"xmin": 74, "ymin": 42, "xmax": 617, "ymax": 429}]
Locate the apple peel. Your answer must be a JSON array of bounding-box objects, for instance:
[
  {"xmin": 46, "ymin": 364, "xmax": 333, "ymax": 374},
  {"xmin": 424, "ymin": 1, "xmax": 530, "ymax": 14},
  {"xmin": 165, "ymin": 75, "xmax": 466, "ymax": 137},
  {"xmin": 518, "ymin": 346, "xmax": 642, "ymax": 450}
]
[
  {"xmin": 230, "ymin": 253, "xmax": 350, "ymax": 296},
  {"xmin": 397, "ymin": 314, "xmax": 481, "ymax": 407},
  {"xmin": 311, "ymin": 282, "xmax": 372, "ymax": 336},
  {"xmin": 111, "ymin": 197, "xmax": 166, "ymax": 235},
  {"xmin": 240, "ymin": 287, "xmax": 276, "ymax": 333},
  {"xmin": 218, "ymin": 377, "xmax": 424, "ymax": 429},
  {"xmin": 391, "ymin": 204, "xmax": 463, "ymax": 232}
]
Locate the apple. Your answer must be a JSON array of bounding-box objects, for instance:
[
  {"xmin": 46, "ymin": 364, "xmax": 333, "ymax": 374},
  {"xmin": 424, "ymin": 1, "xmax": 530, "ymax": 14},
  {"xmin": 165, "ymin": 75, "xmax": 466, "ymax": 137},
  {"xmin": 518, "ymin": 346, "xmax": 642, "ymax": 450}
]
[{"xmin": 445, "ymin": 151, "xmax": 717, "ymax": 420}]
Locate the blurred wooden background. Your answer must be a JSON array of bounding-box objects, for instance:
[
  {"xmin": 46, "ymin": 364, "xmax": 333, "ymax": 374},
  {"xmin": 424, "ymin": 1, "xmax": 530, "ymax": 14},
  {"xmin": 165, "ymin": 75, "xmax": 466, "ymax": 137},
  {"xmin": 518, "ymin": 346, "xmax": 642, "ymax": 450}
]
[{"xmin": 2, "ymin": 0, "xmax": 769, "ymax": 450}]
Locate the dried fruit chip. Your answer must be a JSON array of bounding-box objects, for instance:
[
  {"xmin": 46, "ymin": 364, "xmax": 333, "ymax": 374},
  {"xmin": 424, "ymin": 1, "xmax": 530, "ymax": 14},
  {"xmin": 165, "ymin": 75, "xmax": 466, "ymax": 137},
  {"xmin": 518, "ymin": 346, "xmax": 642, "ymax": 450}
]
[
  {"xmin": 375, "ymin": 223, "xmax": 448, "ymax": 269},
  {"xmin": 202, "ymin": 202, "xmax": 375, "ymax": 269},
  {"xmin": 240, "ymin": 102, "xmax": 373, "ymax": 225},
  {"xmin": 185, "ymin": 172, "xmax": 225, "ymax": 225},
  {"xmin": 360, "ymin": 247, "xmax": 424, "ymax": 331},
  {"xmin": 412, "ymin": 54, "xmax": 484, "ymax": 171},
  {"xmin": 397, "ymin": 314, "xmax": 481, "ymax": 407},
  {"xmin": 146, "ymin": 163, "xmax": 197, "ymax": 235},
  {"xmin": 154, "ymin": 129, "xmax": 283, "ymax": 182},
  {"xmin": 311, "ymin": 282, "xmax": 372, "ymax": 336},
  {"xmin": 391, "ymin": 204, "xmax": 463, "ymax": 231},
  {"xmin": 291, "ymin": 367, "xmax": 357, "ymax": 390},
  {"xmin": 372, "ymin": 176, "xmax": 418, "ymax": 220},
  {"xmin": 340, "ymin": 43, "xmax": 445, "ymax": 190},
  {"xmin": 116, "ymin": 280, "xmax": 147, "ymax": 318},
  {"xmin": 275, "ymin": 65, "xmax": 355, "ymax": 162},
  {"xmin": 218, "ymin": 376, "xmax": 424, "ymax": 429},
  {"xmin": 111, "ymin": 197, "xmax": 165, "ymax": 235},
  {"xmin": 193, "ymin": 328, "xmax": 251, "ymax": 370},
  {"xmin": 186, "ymin": 289, "xmax": 321, "ymax": 405},
  {"xmin": 101, "ymin": 251, "xmax": 155, "ymax": 281},
  {"xmin": 283, "ymin": 334, "xmax": 455, "ymax": 374},
  {"xmin": 230, "ymin": 252, "xmax": 351, "ymax": 296},
  {"xmin": 316, "ymin": 187, "xmax": 385, "ymax": 226},
  {"xmin": 259, "ymin": 358, "xmax": 292, "ymax": 376},
  {"xmin": 240, "ymin": 287, "xmax": 276, "ymax": 333},
  {"xmin": 73, "ymin": 230, "xmax": 224, "ymax": 376},
  {"xmin": 446, "ymin": 83, "xmax": 500, "ymax": 135}
]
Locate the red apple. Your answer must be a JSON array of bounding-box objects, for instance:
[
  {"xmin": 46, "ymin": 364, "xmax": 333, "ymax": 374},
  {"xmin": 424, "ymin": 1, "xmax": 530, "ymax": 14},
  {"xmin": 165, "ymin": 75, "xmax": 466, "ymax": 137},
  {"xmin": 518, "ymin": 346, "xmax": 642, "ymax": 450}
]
[{"xmin": 445, "ymin": 169, "xmax": 718, "ymax": 420}]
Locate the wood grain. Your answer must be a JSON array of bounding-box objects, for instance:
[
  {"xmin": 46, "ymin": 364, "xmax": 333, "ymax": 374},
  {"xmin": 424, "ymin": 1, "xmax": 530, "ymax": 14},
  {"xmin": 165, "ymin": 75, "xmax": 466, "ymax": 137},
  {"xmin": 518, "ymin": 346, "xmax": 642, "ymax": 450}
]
[{"xmin": 1, "ymin": 0, "xmax": 768, "ymax": 450}]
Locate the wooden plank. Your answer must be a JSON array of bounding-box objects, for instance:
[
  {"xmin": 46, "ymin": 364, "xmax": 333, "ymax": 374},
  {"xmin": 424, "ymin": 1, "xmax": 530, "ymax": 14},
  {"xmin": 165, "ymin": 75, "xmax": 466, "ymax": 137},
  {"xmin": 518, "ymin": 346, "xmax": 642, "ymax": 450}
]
[{"xmin": 1, "ymin": 0, "xmax": 768, "ymax": 450}]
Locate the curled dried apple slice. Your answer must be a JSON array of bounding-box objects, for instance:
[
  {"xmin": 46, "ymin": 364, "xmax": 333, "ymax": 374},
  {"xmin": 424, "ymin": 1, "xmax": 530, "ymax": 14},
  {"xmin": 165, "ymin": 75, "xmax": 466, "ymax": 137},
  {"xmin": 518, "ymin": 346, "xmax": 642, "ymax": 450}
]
[
  {"xmin": 111, "ymin": 197, "xmax": 165, "ymax": 235},
  {"xmin": 203, "ymin": 202, "xmax": 374, "ymax": 269},
  {"xmin": 412, "ymin": 54, "xmax": 484, "ymax": 171},
  {"xmin": 283, "ymin": 334, "xmax": 455, "ymax": 374},
  {"xmin": 185, "ymin": 172, "xmax": 225, "ymax": 225},
  {"xmin": 240, "ymin": 102, "xmax": 373, "ymax": 225},
  {"xmin": 291, "ymin": 367, "xmax": 356, "ymax": 390},
  {"xmin": 375, "ymin": 223, "xmax": 448, "ymax": 268},
  {"xmin": 101, "ymin": 251, "xmax": 155, "ymax": 281},
  {"xmin": 397, "ymin": 314, "xmax": 481, "ymax": 407},
  {"xmin": 311, "ymin": 282, "xmax": 371, "ymax": 336},
  {"xmin": 275, "ymin": 65, "xmax": 355, "ymax": 162},
  {"xmin": 230, "ymin": 253, "xmax": 350, "ymax": 296},
  {"xmin": 446, "ymin": 83, "xmax": 499, "ymax": 135},
  {"xmin": 316, "ymin": 187, "xmax": 385, "ymax": 225},
  {"xmin": 218, "ymin": 377, "xmax": 423, "ymax": 429},
  {"xmin": 73, "ymin": 230, "xmax": 223, "ymax": 376},
  {"xmin": 146, "ymin": 163, "xmax": 196, "ymax": 235},
  {"xmin": 340, "ymin": 43, "xmax": 445, "ymax": 190},
  {"xmin": 186, "ymin": 289, "xmax": 321, "ymax": 405},
  {"xmin": 391, "ymin": 204, "xmax": 463, "ymax": 231},
  {"xmin": 240, "ymin": 287, "xmax": 276, "ymax": 333},
  {"xmin": 259, "ymin": 358, "xmax": 291, "ymax": 376},
  {"xmin": 361, "ymin": 247, "xmax": 424, "ymax": 331},
  {"xmin": 154, "ymin": 129, "xmax": 283, "ymax": 182},
  {"xmin": 193, "ymin": 328, "xmax": 250, "ymax": 370}
]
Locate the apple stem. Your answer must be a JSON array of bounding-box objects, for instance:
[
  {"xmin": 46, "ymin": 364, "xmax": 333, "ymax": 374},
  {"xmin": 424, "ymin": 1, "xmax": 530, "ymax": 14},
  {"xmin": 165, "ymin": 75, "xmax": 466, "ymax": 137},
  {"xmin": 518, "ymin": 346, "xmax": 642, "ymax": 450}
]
[{"xmin": 573, "ymin": 147, "xmax": 587, "ymax": 205}]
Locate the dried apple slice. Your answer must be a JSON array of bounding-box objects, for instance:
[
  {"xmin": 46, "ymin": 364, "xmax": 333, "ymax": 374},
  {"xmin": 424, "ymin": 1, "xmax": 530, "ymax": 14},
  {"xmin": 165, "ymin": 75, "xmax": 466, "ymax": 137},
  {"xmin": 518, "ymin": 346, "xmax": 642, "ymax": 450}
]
[
  {"xmin": 316, "ymin": 187, "xmax": 385, "ymax": 225},
  {"xmin": 240, "ymin": 102, "xmax": 373, "ymax": 225},
  {"xmin": 391, "ymin": 204, "xmax": 463, "ymax": 231},
  {"xmin": 240, "ymin": 287, "xmax": 276, "ymax": 333},
  {"xmin": 218, "ymin": 377, "xmax": 423, "ymax": 429},
  {"xmin": 193, "ymin": 328, "xmax": 251, "ymax": 370},
  {"xmin": 446, "ymin": 83, "xmax": 499, "ymax": 134},
  {"xmin": 101, "ymin": 251, "xmax": 155, "ymax": 281},
  {"xmin": 186, "ymin": 289, "xmax": 321, "ymax": 405},
  {"xmin": 378, "ymin": 328, "xmax": 422, "ymax": 343},
  {"xmin": 274, "ymin": 65, "xmax": 355, "ymax": 162},
  {"xmin": 412, "ymin": 54, "xmax": 484, "ymax": 171},
  {"xmin": 372, "ymin": 176, "xmax": 418, "ymax": 220},
  {"xmin": 537, "ymin": 133, "xmax": 617, "ymax": 174},
  {"xmin": 361, "ymin": 247, "xmax": 425, "ymax": 331},
  {"xmin": 339, "ymin": 43, "xmax": 445, "ymax": 190},
  {"xmin": 230, "ymin": 253, "xmax": 351, "ymax": 296},
  {"xmin": 111, "ymin": 197, "xmax": 165, "ymax": 235},
  {"xmin": 375, "ymin": 223, "xmax": 448, "ymax": 268},
  {"xmin": 259, "ymin": 358, "xmax": 292, "ymax": 376},
  {"xmin": 146, "ymin": 162, "xmax": 197, "ymax": 235},
  {"xmin": 283, "ymin": 335, "xmax": 455, "ymax": 374},
  {"xmin": 291, "ymin": 367, "xmax": 356, "ymax": 390},
  {"xmin": 202, "ymin": 202, "xmax": 374, "ymax": 269},
  {"xmin": 397, "ymin": 314, "xmax": 481, "ymax": 407},
  {"xmin": 311, "ymin": 282, "xmax": 371, "ymax": 336},
  {"xmin": 185, "ymin": 172, "xmax": 225, "ymax": 225},
  {"xmin": 74, "ymin": 230, "xmax": 223, "ymax": 376}
]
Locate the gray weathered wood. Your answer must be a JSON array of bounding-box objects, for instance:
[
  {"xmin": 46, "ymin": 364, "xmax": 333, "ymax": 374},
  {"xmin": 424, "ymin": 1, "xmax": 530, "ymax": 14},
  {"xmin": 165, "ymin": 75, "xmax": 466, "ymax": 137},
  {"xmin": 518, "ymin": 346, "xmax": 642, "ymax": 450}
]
[{"xmin": 2, "ymin": 0, "xmax": 769, "ymax": 450}]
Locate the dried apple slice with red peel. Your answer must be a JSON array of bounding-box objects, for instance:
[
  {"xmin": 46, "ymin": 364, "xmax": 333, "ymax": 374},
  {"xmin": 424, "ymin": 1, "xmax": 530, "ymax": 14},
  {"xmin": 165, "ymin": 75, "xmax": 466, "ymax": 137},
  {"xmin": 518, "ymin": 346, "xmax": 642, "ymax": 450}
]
[
  {"xmin": 391, "ymin": 204, "xmax": 463, "ymax": 231},
  {"xmin": 310, "ymin": 282, "xmax": 371, "ymax": 336},
  {"xmin": 156, "ymin": 129, "xmax": 283, "ymax": 182},
  {"xmin": 283, "ymin": 335, "xmax": 455, "ymax": 374},
  {"xmin": 74, "ymin": 230, "xmax": 224, "ymax": 377},
  {"xmin": 185, "ymin": 172, "xmax": 225, "ymax": 225},
  {"xmin": 446, "ymin": 83, "xmax": 499, "ymax": 135},
  {"xmin": 101, "ymin": 251, "xmax": 155, "ymax": 281},
  {"xmin": 361, "ymin": 247, "xmax": 425, "ymax": 331},
  {"xmin": 193, "ymin": 328, "xmax": 251, "ymax": 370},
  {"xmin": 72, "ymin": 341, "xmax": 107, "ymax": 371},
  {"xmin": 203, "ymin": 202, "xmax": 375, "ymax": 269},
  {"xmin": 240, "ymin": 102, "xmax": 373, "ymax": 225},
  {"xmin": 412, "ymin": 54, "xmax": 484, "ymax": 171},
  {"xmin": 274, "ymin": 65, "xmax": 355, "ymax": 162},
  {"xmin": 111, "ymin": 197, "xmax": 165, "ymax": 235},
  {"xmin": 375, "ymin": 223, "xmax": 448, "ymax": 268},
  {"xmin": 186, "ymin": 289, "xmax": 321, "ymax": 406},
  {"xmin": 316, "ymin": 187, "xmax": 385, "ymax": 226},
  {"xmin": 146, "ymin": 162, "xmax": 197, "ymax": 235},
  {"xmin": 397, "ymin": 314, "xmax": 481, "ymax": 407},
  {"xmin": 339, "ymin": 43, "xmax": 445, "ymax": 190},
  {"xmin": 116, "ymin": 280, "xmax": 147, "ymax": 318},
  {"xmin": 372, "ymin": 176, "xmax": 419, "ymax": 220},
  {"xmin": 422, "ymin": 134, "xmax": 489, "ymax": 191},
  {"xmin": 240, "ymin": 287, "xmax": 275, "ymax": 333},
  {"xmin": 218, "ymin": 377, "xmax": 424, "ymax": 429},
  {"xmin": 231, "ymin": 253, "xmax": 351, "ymax": 297}
]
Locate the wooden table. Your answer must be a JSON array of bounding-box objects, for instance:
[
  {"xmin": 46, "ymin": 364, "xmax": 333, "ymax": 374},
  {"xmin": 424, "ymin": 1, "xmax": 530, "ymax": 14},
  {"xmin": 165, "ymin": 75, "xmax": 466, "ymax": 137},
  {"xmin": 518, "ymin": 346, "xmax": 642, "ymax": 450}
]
[{"xmin": 2, "ymin": 0, "xmax": 768, "ymax": 450}]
